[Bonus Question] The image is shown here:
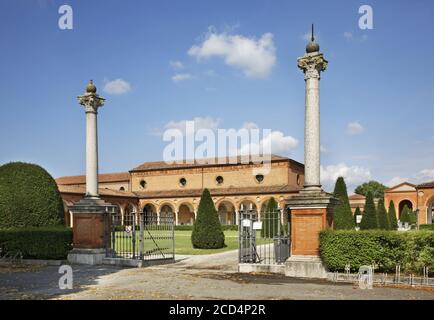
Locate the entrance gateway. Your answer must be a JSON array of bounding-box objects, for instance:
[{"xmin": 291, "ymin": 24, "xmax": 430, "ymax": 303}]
[{"xmin": 104, "ymin": 209, "xmax": 174, "ymax": 266}]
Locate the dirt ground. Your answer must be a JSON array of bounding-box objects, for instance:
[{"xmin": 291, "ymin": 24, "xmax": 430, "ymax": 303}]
[{"xmin": 0, "ymin": 250, "xmax": 433, "ymax": 300}]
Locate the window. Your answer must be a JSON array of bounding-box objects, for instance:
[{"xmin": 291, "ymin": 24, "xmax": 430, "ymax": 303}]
[
  {"xmin": 179, "ymin": 178, "xmax": 187, "ymax": 187},
  {"xmin": 255, "ymin": 174, "xmax": 264, "ymax": 183},
  {"xmin": 216, "ymin": 176, "xmax": 224, "ymax": 185},
  {"xmin": 119, "ymin": 187, "xmax": 125, "ymax": 191},
  {"xmin": 296, "ymin": 174, "xmax": 301, "ymax": 186},
  {"xmin": 139, "ymin": 180, "xmax": 146, "ymax": 189}
]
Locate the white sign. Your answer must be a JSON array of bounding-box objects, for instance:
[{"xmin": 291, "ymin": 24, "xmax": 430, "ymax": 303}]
[
  {"xmin": 242, "ymin": 219, "xmax": 251, "ymax": 227},
  {"xmin": 253, "ymin": 222, "xmax": 262, "ymax": 230},
  {"xmin": 356, "ymin": 215, "xmax": 362, "ymax": 224},
  {"xmin": 125, "ymin": 225, "xmax": 132, "ymax": 234}
]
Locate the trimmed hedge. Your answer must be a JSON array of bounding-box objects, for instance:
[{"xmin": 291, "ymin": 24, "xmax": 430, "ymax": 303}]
[
  {"xmin": 420, "ymin": 224, "xmax": 434, "ymax": 231},
  {"xmin": 0, "ymin": 162, "xmax": 65, "ymax": 228},
  {"xmin": 320, "ymin": 230, "xmax": 434, "ymax": 274},
  {"xmin": 0, "ymin": 227, "xmax": 72, "ymax": 260}
]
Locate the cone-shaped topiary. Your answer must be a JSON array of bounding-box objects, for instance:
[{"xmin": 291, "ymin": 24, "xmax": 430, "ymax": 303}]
[
  {"xmin": 191, "ymin": 188, "xmax": 225, "ymax": 249},
  {"xmin": 387, "ymin": 201, "xmax": 398, "ymax": 230},
  {"xmin": 400, "ymin": 205, "xmax": 411, "ymax": 224},
  {"xmin": 377, "ymin": 199, "xmax": 389, "ymax": 230},
  {"xmin": 0, "ymin": 162, "xmax": 65, "ymax": 228},
  {"xmin": 360, "ymin": 191, "xmax": 378, "ymax": 230},
  {"xmin": 261, "ymin": 197, "xmax": 281, "ymax": 238},
  {"xmin": 354, "ymin": 207, "xmax": 362, "ymax": 226},
  {"xmin": 332, "ymin": 177, "xmax": 355, "ymax": 230}
]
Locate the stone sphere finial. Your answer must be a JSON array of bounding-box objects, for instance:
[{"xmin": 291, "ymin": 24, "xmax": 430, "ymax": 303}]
[
  {"xmin": 86, "ymin": 80, "xmax": 97, "ymax": 93},
  {"xmin": 306, "ymin": 23, "xmax": 320, "ymax": 53}
]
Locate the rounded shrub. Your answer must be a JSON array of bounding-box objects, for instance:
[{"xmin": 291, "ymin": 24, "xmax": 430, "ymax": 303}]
[
  {"xmin": 0, "ymin": 162, "xmax": 65, "ymax": 228},
  {"xmin": 191, "ymin": 188, "xmax": 225, "ymax": 249}
]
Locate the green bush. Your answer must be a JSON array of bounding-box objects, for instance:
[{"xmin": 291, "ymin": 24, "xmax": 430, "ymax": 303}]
[
  {"xmin": 319, "ymin": 230, "xmax": 434, "ymax": 274},
  {"xmin": 333, "ymin": 177, "xmax": 355, "ymax": 230},
  {"xmin": 0, "ymin": 162, "xmax": 65, "ymax": 228},
  {"xmin": 388, "ymin": 201, "xmax": 398, "ymax": 230},
  {"xmin": 377, "ymin": 199, "xmax": 390, "ymax": 230},
  {"xmin": 0, "ymin": 227, "xmax": 72, "ymax": 260},
  {"xmin": 191, "ymin": 189, "xmax": 225, "ymax": 249},
  {"xmin": 420, "ymin": 224, "xmax": 434, "ymax": 231},
  {"xmin": 360, "ymin": 191, "xmax": 377, "ymax": 230}
]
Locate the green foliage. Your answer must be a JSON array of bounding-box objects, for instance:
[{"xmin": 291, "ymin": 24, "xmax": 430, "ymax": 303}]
[
  {"xmin": 319, "ymin": 230, "xmax": 434, "ymax": 274},
  {"xmin": 191, "ymin": 189, "xmax": 225, "ymax": 249},
  {"xmin": 388, "ymin": 201, "xmax": 398, "ymax": 230},
  {"xmin": 0, "ymin": 162, "xmax": 65, "ymax": 228},
  {"xmin": 261, "ymin": 198, "xmax": 281, "ymax": 238},
  {"xmin": 420, "ymin": 224, "xmax": 434, "ymax": 231},
  {"xmin": 0, "ymin": 227, "xmax": 72, "ymax": 259},
  {"xmin": 377, "ymin": 199, "xmax": 390, "ymax": 230},
  {"xmin": 399, "ymin": 205, "xmax": 415, "ymax": 224},
  {"xmin": 354, "ymin": 207, "xmax": 362, "ymax": 226},
  {"xmin": 360, "ymin": 191, "xmax": 378, "ymax": 230},
  {"xmin": 354, "ymin": 180, "xmax": 388, "ymax": 199},
  {"xmin": 332, "ymin": 177, "xmax": 355, "ymax": 230}
]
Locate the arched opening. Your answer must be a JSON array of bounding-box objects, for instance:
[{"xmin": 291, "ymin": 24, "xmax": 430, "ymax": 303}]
[
  {"xmin": 427, "ymin": 197, "xmax": 434, "ymax": 225},
  {"xmin": 124, "ymin": 204, "xmax": 136, "ymax": 226},
  {"xmin": 399, "ymin": 200, "xmax": 413, "ymax": 219},
  {"xmin": 112, "ymin": 205, "xmax": 122, "ymax": 225},
  {"xmin": 217, "ymin": 201, "xmax": 236, "ymax": 225},
  {"xmin": 178, "ymin": 203, "xmax": 195, "ymax": 225},
  {"xmin": 143, "ymin": 203, "xmax": 158, "ymax": 223},
  {"xmin": 160, "ymin": 204, "xmax": 175, "ymax": 224}
]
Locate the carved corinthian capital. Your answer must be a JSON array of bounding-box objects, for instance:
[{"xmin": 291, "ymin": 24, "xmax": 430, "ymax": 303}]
[
  {"xmin": 297, "ymin": 53, "xmax": 328, "ymax": 80},
  {"xmin": 77, "ymin": 93, "xmax": 105, "ymax": 114}
]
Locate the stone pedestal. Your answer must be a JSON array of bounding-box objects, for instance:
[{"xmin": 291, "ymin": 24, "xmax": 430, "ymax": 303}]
[
  {"xmin": 285, "ymin": 256, "xmax": 328, "ymax": 279},
  {"xmin": 67, "ymin": 197, "xmax": 116, "ymax": 265},
  {"xmin": 287, "ymin": 191, "xmax": 337, "ymax": 256}
]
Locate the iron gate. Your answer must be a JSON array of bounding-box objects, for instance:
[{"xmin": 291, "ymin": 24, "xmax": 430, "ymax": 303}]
[
  {"xmin": 239, "ymin": 209, "xmax": 290, "ymax": 265},
  {"xmin": 105, "ymin": 210, "xmax": 174, "ymax": 262}
]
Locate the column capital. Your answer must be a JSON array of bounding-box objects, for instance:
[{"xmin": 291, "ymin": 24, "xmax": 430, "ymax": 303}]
[
  {"xmin": 297, "ymin": 53, "xmax": 328, "ymax": 80},
  {"xmin": 78, "ymin": 93, "xmax": 105, "ymax": 114}
]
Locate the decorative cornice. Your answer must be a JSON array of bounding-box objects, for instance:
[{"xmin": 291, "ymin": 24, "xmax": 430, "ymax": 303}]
[{"xmin": 297, "ymin": 53, "xmax": 328, "ymax": 80}]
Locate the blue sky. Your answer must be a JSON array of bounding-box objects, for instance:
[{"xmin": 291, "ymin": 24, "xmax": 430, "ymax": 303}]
[{"xmin": 0, "ymin": 0, "xmax": 433, "ymax": 192}]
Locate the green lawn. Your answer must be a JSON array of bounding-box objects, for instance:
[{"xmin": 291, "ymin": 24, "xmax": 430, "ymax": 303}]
[{"xmin": 175, "ymin": 230, "xmax": 239, "ymax": 255}]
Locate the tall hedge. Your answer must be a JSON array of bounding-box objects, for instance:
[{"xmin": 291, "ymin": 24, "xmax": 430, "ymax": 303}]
[
  {"xmin": 388, "ymin": 201, "xmax": 398, "ymax": 230},
  {"xmin": 0, "ymin": 227, "xmax": 72, "ymax": 259},
  {"xmin": 320, "ymin": 230, "xmax": 434, "ymax": 274},
  {"xmin": 377, "ymin": 199, "xmax": 390, "ymax": 230},
  {"xmin": 261, "ymin": 197, "xmax": 281, "ymax": 238},
  {"xmin": 191, "ymin": 189, "xmax": 225, "ymax": 249},
  {"xmin": 360, "ymin": 191, "xmax": 377, "ymax": 230},
  {"xmin": 0, "ymin": 162, "xmax": 65, "ymax": 228},
  {"xmin": 332, "ymin": 177, "xmax": 355, "ymax": 230}
]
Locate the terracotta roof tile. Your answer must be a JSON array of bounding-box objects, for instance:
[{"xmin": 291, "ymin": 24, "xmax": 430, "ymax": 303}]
[
  {"xmin": 131, "ymin": 155, "xmax": 303, "ymax": 172},
  {"xmin": 56, "ymin": 172, "xmax": 130, "ymax": 185},
  {"xmin": 58, "ymin": 185, "xmax": 137, "ymax": 198},
  {"xmin": 417, "ymin": 181, "xmax": 434, "ymax": 189}
]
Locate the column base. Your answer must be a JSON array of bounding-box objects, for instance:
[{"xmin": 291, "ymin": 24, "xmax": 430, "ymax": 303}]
[
  {"xmin": 67, "ymin": 248, "xmax": 106, "ymax": 265},
  {"xmin": 285, "ymin": 255, "xmax": 328, "ymax": 279}
]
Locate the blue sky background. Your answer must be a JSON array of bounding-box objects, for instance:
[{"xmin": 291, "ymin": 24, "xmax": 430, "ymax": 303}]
[{"xmin": 0, "ymin": 0, "xmax": 433, "ymax": 192}]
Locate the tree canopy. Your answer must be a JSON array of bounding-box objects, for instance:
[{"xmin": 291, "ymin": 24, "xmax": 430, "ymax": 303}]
[{"xmin": 354, "ymin": 181, "xmax": 388, "ymax": 199}]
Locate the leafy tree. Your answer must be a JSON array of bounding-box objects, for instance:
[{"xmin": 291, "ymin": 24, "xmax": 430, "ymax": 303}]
[
  {"xmin": 354, "ymin": 181, "xmax": 388, "ymax": 200},
  {"xmin": 377, "ymin": 199, "xmax": 389, "ymax": 230},
  {"xmin": 332, "ymin": 177, "xmax": 355, "ymax": 230},
  {"xmin": 399, "ymin": 205, "xmax": 417, "ymax": 226},
  {"xmin": 0, "ymin": 162, "xmax": 65, "ymax": 228},
  {"xmin": 261, "ymin": 197, "xmax": 281, "ymax": 238},
  {"xmin": 360, "ymin": 191, "xmax": 378, "ymax": 230},
  {"xmin": 191, "ymin": 188, "xmax": 225, "ymax": 249},
  {"xmin": 354, "ymin": 207, "xmax": 362, "ymax": 226},
  {"xmin": 387, "ymin": 201, "xmax": 398, "ymax": 230}
]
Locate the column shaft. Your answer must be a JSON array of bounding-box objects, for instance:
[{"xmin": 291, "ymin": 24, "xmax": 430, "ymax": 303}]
[{"xmin": 86, "ymin": 110, "xmax": 99, "ymax": 197}]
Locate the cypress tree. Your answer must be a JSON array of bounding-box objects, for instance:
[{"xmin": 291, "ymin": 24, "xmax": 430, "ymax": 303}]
[
  {"xmin": 354, "ymin": 207, "xmax": 362, "ymax": 226},
  {"xmin": 360, "ymin": 191, "xmax": 378, "ymax": 230},
  {"xmin": 377, "ymin": 199, "xmax": 389, "ymax": 230},
  {"xmin": 332, "ymin": 177, "xmax": 355, "ymax": 230},
  {"xmin": 400, "ymin": 205, "xmax": 411, "ymax": 224},
  {"xmin": 261, "ymin": 197, "xmax": 280, "ymax": 238},
  {"xmin": 388, "ymin": 201, "xmax": 398, "ymax": 230},
  {"xmin": 191, "ymin": 188, "xmax": 225, "ymax": 249}
]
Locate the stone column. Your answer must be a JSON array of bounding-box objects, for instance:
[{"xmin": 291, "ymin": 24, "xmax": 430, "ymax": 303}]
[
  {"xmin": 67, "ymin": 81, "xmax": 117, "ymax": 265},
  {"xmin": 175, "ymin": 211, "xmax": 179, "ymax": 226},
  {"xmin": 235, "ymin": 210, "xmax": 240, "ymax": 226},
  {"xmin": 297, "ymin": 52, "xmax": 327, "ymax": 192}
]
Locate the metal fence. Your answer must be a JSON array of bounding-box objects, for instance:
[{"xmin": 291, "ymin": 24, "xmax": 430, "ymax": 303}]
[
  {"xmin": 105, "ymin": 210, "xmax": 174, "ymax": 262},
  {"xmin": 239, "ymin": 209, "xmax": 290, "ymax": 265}
]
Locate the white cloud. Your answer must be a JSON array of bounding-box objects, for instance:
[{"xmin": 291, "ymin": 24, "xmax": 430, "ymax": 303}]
[
  {"xmin": 343, "ymin": 32, "xmax": 353, "ymax": 40},
  {"xmin": 347, "ymin": 121, "xmax": 365, "ymax": 135},
  {"xmin": 103, "ymin": 79, "xmax": 131, "ymax": 95},
  {"xmin": 385, "ymin": 176, "xmax": 408, "ymax": 187},
  {"xmin": 321, "ymin": 163, "xmax": 371, "ymax": 192},
  {"xmin": 172, "ymin": 73, "xmax": 194, "ymax": 83},
  {"xmin": 170, "ymin": 60, "xmax": 184, "ymax": 70},
  {"xmin": 188, "ymin": 30, "xmax": 276, "ymax": 79},
  {"xmin": 242, "ymin": 122, "xmax": 259, "ymax": 130},
  {"xmin": 163, "ymin": 116, "xmax": 220, "ymax": 133},
  {"xmin": 239, "ymin": 130, "xmax": 298, "ymax": 156},
  {"xmin": 417, "ymin": 169, "xmax": 434, "ymax": 181}
]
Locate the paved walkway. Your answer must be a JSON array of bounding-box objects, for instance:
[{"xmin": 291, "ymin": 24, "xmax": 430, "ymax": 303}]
[{"xmin": 0, "ymin": 250, "xmax": 433, "ymax": 300}]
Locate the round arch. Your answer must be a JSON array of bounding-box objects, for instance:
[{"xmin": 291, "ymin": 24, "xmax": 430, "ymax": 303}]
[
  {"xmin": 237, "ymin": 198, "xmax": 257, "ymax": 211},
  {"xmin": 217, "ymin": 200, "xmax": 236, "ymax": 225},
  {"xmin": 398, "ymin": 200, "xmax": 414, "ymax": 218},
  {"xmin": 178, "ymin": 202, "xmax": 195, "ymax": 225}
]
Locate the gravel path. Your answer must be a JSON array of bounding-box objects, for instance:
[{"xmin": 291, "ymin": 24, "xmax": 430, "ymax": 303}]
[{"xmin": 0, "ymin": 251, "xmax": 433, "ymax": 300}]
